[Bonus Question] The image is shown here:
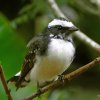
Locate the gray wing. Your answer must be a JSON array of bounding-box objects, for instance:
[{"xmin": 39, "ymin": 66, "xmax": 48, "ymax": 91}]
[
  {"xmin": 15, "ymin": 35, "xmax": 48, "ymax": 89},
  {"xmin": 7, "ymin": 51, "xmax": 36, "ymax": 90},
  {"xmin": 8, "ymin": 35, "xmax": 49, "ymax": 90},
  {"xmin": 15, "ymin": 52, "xmax": 36, "ymax": 90}
]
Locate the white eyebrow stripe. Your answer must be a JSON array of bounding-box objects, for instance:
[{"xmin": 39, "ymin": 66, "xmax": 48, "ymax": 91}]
[{"xmin": 48, "ymin": 19, "xmax": 74, "ymax": 28}]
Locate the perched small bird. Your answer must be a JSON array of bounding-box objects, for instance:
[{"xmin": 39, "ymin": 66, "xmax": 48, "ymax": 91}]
[{"xmin": 7, "ymin": 18, "xmax": 78, "ymax": 90}]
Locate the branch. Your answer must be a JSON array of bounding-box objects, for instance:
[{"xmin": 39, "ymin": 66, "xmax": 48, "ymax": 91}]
[
  {"xmin": 0, "ymin": 65, "xmax": 12, "ymax": 100},
  {"xmin": 24, "ymin": 57, "xmax": 100, "ymax": 100},
  {"xmin": 48, "ymin": 0, "xmax": 67, "ymax": 19},
  {"xmin": 73, "ymin": 31, "xmax": 100, "ymax": 52},
  {"xmin": 48, "ymin": 0, "xmax": 100, "ymax": 53}
]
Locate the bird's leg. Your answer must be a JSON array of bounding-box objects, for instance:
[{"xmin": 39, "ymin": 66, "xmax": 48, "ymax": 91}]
[{"xmin": 37, "ymin": 81, "xmax": 42, "ymax": 97}]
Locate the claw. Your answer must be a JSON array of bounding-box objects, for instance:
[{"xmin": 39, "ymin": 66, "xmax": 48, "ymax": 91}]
[{"xmin": 58, "ymin": 75, "xmax": 65, "ymax": 83}]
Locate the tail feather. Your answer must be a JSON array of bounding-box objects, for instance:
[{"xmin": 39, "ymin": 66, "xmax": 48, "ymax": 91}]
[
  {"xmin": 7, "ymin": 72, "xmax": 20, "ymax": 84},
  {"xmin": 7, "ymin": 76, "xmax": 19, "ymax": 84},
  {"xmin": 7, "ymin": 72, "xmax": 30, "ymax": 90}
]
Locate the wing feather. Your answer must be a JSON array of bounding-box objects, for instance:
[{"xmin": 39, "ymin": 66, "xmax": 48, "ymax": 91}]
[{"xmin": 15, "ymin": 52, "xmax": 36, "ymax": 89}]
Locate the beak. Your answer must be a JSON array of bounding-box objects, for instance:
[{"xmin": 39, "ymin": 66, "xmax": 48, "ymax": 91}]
[{"xmin": 68, "ymin": 26, "xmax": 79, "ymax": 32}]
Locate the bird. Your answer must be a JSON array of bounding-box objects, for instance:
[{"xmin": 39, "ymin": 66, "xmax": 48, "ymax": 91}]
[{"xmin": 7, "ymin": 18, "xmax": 78, "ymax": 90}]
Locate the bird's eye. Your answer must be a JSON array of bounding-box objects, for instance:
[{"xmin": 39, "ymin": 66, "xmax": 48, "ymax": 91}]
[{"xmin": 57, "ymin": 26, "xmax": 62, "ymax": 30}]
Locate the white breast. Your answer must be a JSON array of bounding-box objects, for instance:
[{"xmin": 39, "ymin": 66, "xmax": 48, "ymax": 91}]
[{"xmin": 30, "ymin": 38, "xmax": 75, "ymax": 84}]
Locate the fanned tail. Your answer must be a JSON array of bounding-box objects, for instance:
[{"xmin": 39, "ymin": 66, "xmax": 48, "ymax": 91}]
[
  {"xmin": 7, "ymin": 72, "xmax": 21, "ymax": 84},
  {"xmin": 7, "ymin": 72, "xmax": 29, "ymax": 90}
]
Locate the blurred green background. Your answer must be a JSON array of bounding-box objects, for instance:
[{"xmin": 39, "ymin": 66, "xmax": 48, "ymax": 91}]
[{"xmin": 0, "ymin": 0, "xmax": 100, "ymax": 100}]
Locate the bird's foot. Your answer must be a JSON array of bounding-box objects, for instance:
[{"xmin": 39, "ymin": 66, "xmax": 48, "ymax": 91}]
[{"xmin": 58, "ymin": 75, "xmax": 65, "ymax": 83}]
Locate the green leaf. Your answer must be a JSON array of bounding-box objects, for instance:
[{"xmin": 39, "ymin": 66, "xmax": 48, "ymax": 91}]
[{"xmin": 0, "ymin": 14, "xmax": 27, "ymax": 99}]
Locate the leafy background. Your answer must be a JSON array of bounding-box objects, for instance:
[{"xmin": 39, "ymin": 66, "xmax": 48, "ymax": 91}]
[{"xmin": 0, "ymin": 0, "xmax": 100, "ymax": 100}]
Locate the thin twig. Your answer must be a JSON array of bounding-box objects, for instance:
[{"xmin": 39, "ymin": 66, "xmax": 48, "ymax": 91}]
[
  {"xmin": 24, "ymin": 57, "xmax": 100, "ymax": 100},
  {"xmin": 73, "ymin": 31, "xmax": 100, "ymax": 53},
  {"xmin": 0, "ymin": 65, "xmax": 12, "ymax": 100},
  {"xmin": 48, "ymin": 0, "xmax": 67, "ymax": 19},
  {"xmin": 48, "ymin": 0, "xmax": 100, "ymax": 53}
]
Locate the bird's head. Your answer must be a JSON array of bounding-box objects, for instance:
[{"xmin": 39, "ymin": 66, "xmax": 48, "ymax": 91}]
[{"xmin": 46, "ymin": 18, "xmax": 78, "ymax": 36}]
